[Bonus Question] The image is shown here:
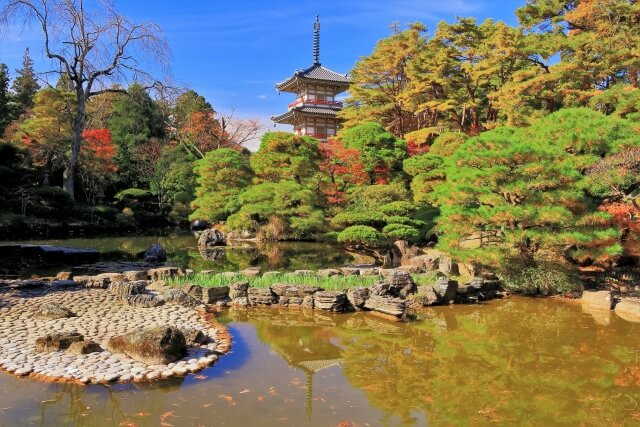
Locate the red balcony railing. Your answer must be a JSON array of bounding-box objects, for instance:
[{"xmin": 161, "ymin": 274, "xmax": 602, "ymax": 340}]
[{"xmin": 288, "ymin": 98, "xmax": 343, "ymax": 109}]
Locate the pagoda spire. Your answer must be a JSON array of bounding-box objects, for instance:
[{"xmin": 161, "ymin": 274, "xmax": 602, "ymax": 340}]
[{"xmin": 313, "ymin": 15, "xmax": 320, "ymax": 65}]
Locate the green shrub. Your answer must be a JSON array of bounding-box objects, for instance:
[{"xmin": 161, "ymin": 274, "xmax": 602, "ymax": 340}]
[
  {"xmin": 337, "ymin": 225, "xmax": 386, "ymax": 248},
  {"xmin": 499, "ymin": 262, "xmax": 583, "ymax": 296},
  {"xmin": 331, "ymin": 211, "xmax": 386, "ymax": 228},
  {"xmin": 31, "ymin": 186, "xmax": 75, "ymax": 219},
  {"xmin": 384, "ymin": 216, "xmax": 426, "ymax": 228},
  {"xmin": 379, "ymin": 201, "xmax": 416, "ymax": 216},
  {"xmin": 382, "ymin": 223, "xmax": 421, "ymax": 242},
  {"xmin": 317, "ymin": 231, "xmax": 340, "ymax": 243},
  {"xmin": 115, "ymin": 188, "xmax": 151, "ymax": 203}
]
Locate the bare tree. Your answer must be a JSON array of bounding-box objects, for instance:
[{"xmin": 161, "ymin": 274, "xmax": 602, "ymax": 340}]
[
  {"xmin": 0, "ymin": 0, "xmax": 170, "ymax": 199},
  {"xmin": 219, "ymin": 106, "xmax": 265, "ymax": 148}
]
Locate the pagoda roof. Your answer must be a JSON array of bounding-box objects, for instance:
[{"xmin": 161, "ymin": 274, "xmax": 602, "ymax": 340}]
[
  {"xmin": 275, "ymin": 63, "xmax": 350, "ymax": 92},
  {"xmin": 271, "ymin": 106, "xmax": 339, "ymax": 124}
]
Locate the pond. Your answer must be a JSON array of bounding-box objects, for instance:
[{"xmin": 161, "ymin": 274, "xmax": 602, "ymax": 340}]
[
  {"xmin": 0, "ymin": 297, "xmax": 639, "ymax": 426},
  {"xmin": 0, "ymin": 234, "xmax": 363, "ymax": 278}
]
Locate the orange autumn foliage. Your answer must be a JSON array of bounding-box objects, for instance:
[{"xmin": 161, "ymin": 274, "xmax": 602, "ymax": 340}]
[
  {"xmin": 319, "ymin": 139, "xmax": 369, "ymax": 205},
  {"xmin": 81, "ymin": 128, "xmax": 116, "ymax": 173}
]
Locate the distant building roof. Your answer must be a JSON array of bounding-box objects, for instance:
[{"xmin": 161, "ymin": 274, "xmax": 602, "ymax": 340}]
[{"xmin": 275, "ymin": 63, "xmax": 350, "ymax": 92}]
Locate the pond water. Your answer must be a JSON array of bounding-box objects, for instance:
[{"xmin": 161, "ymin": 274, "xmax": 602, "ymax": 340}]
[
  {"xmin": 0, "ymin": 234, "xmax": 362, "ymax": 277},
  {"xmin": 1, "ymin": 297, "xmax": 639, "ymax": 426}
]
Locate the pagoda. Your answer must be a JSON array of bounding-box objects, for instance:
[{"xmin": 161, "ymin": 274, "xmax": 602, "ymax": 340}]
[{"xmin": 271, "ymin": 16, "xmax": 350, "ymax": 141}]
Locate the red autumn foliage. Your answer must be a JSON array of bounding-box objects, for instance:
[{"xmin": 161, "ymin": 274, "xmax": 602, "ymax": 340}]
[
  {"xmin": 406, "ymin": 140, "xmax": 430, "ymax": 156},
  {"xmin": 373, "ymin": 163, "xmax": 390, "ymax": 185},
  {"xmin": 81, "ymin": 128, "xmax": 116, "ymax": 173},
  {"xmin": 598, "ymin": 202, "xmax": 639, "ymax": 231},
  {"xmin": 319, "ymin": 139, "xmax": 369, "ymax": 205}
]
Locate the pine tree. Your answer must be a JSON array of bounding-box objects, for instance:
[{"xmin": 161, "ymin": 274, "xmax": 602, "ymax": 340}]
[
  {"xmin": 0, "ymin": 63, "xmax": 12, "ymax": 135},
  {"xmin": 12, "ymin": 48, "xmax": 40, "ymax": 112}
]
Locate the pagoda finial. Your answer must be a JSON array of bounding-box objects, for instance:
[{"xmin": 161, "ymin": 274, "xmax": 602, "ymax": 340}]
[{"xmin": 313, "ymin": 15, "xmax": 320, "ymax": 65}]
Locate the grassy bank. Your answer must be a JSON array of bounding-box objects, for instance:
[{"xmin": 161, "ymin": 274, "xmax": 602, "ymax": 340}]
[
  {"xmin": 167, "ymin": 271, "xmax": 441, "ymax": 291},
  {"xmin": 168, "ymin": 272, "xmax": 381, "ymax": 291}
]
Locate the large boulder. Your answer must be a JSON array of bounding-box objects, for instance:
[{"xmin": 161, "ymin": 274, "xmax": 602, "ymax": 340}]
[
  {"xmin": 580, "ymin": 290, "xmax": 614, "ymax": 311},
  {"xmin": 190, "ymin": 219, "xmax": 209, "ymax": 231},
  {"xmin": 74, "ymin": 275, "xmax": 110, "ymax": 289},
  {"xmin": 35, "ymin": 302, "xmax": 75, "ymax": 319},
  {"xmin": 198, "ymin": 229, "xmax": 225, "ymax": 248},
  {"xmin": 180, "ymin": 327, "xmax": 208, "ymax": 346},
  {"xmin": 148, "ymin": 267, "xmax": 183, "ymax": 281},
  {"xmin": 438, "ymin": 256, "xmax": 460, "ymax": 276},
  {"xmin": 108, "ymin": 326, "xmax": 187, "ymax": 365},
  {"xmin": 411, "ymin": 285, "xmax": 441, "ymax": 307},
  {"xmin": 202, "ymin": 286, "xmax": 230, "ymax": 303},
  {"xmin": 403, "ymin": 253, "xmax": 440, "ymax": 272},
  {"xmin": 123, "ymin": 294, "xmax": 165, "ymax": 308},
  {"xmin": 247, "ymin": 287, "xmax": 277, "ymax": 305},
  {"xmin": 314, "ymin": 291, "xmax": 348, "ymax": 312},
  {"xmin": 163, "ymin": 289, "xmax": 201, "ymax": 307},
  {"xmin": 229, "ymin": 281, "xmax": 249, "ymax": 299},
  {"xmin": 614, "ymin": 298, "xmax": 640, "ymax": 322},
  {"xmin": 271, "ymin": 284, "xmax": 321, "ymax": 297},
  {"xmin": 144, "ymin": 243, "xmax": 167, "ymax": 263},
  {"xmin": 436, "ymin": 277, "xmax": 458, "ymax": 303},
  {"xmin": 67, "ymin": 340, "xmax": 102, "ymax": 355},
  {"xmin": 35, "ymin": 332, "xmax": 84, "ymax": 352},
  {"xmin": 347, "ymin": 287, "xmax": 370, "ymax": 310},
  {"xmin": 364, "ymin": 295, "xmax": 406, "ymax": 318},
  {"xmin": 108, "ymin": 281, "xmax": 146, "ymax": 298}
]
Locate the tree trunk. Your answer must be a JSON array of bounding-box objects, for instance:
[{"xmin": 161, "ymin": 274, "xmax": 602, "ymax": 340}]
[{"xmin": 63, "ymin": 93, "xmax": 86, "ymax": 200}]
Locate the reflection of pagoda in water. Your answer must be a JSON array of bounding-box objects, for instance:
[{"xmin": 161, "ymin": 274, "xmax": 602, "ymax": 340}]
[
  {"xmin": 252, "ymin": 314, "xmax": 344, "ymax": 419},
  {"xmin": 271, "ymin": 16, "xmax": 350, "ymax": 141}
]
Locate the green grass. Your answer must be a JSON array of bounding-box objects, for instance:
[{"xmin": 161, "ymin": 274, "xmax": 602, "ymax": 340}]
[{"xmin": 167, "ymin": 272, "xmax": 381, "ymax": 291}]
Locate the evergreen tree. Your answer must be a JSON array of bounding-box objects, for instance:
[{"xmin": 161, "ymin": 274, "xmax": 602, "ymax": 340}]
[
  {"xmin": 12, "ymin": 48, "xmax": 40, "ymax": 112},
  {"xmin": 0, "ymin": 63, "xmax": 12, "ymax": 134}
]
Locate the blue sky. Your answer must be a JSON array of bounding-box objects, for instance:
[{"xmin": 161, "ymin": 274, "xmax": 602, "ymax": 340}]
[{"xmin": 0, "ymin": 0, "xmax": 524, "ymax": 146}]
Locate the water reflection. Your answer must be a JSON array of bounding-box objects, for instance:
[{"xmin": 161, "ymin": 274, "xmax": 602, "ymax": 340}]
[
  {"xmin": 0, "ymin": 235, "xmax": 359, "ymax": 277},
  {"xmin": 1, "ymin": 299, "xmax": 639, "ymax": 426}
]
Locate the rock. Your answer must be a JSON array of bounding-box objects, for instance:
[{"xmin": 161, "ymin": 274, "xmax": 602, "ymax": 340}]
[
  {"xmin": 229, "ymin": 281, "xmax": 249, "ymax": 299},
  {"xmin": 108, "ymin": 327, "xmax": 187, "ymax": 365},
  {"xmin": 144, "ymin": 243, "xmax": 167, "ymax": 263},
  {"xmin": 178, "ymin": 284, "xmax": 203, "ymax": 300},
  {"xmin": 347, "ymin": 287, "xmax": 370, "ymax": 310},
  {"xmin": 12, "ymin": 279, "xmax": 45, "ymax": 289},
  {"xmin": 198, "ymin": 229, "xmax": 225, "ymax": 248},
  {"xmin": 55, "ymin": 271, "xmax": 73, "ymax": 280},
  {"xmin": 67, "ymin": 340, "xmax": 102, "ymax": 355},
  {"xmin": 51, "ymin": 279, "xmax": 78, "ymax": 288},
  {"xmin": 359, "ymin": 267, "xmax": 380, "ymax": 276},
  {"xmin": 201, "ymin": 286, "xmax": 230, "ymax": 304},
  {"xmin": 247, "ymin": 287, "xmax": 276, "ymax": 305},
  {"xmin": 379, "ymin": 270, "xmax": 416, "ymax": 297},
  {"xmin": 241, "ymin": 268, "xmax": 261, "ymax": 278},
  {"xmin": 271, "ymin": 284, "xmax": 322, "ymax": 297},
  {"xmin": 72, "ymin": 275, "xmax": 109, "ymax": 289},
  {"xmin": 123, "ymin": 294, "xmax": 165, "ymax": 308},
  {"xmin": 292, "ymin": 270, "xmax": 314, "ymax": 276},
  {"xmin": 190, "ymin": 219, "xmax": 209, "ymax": 231},
  {"xmin": 391, "ymin": 240, "xmax": 421, "ymax": 266},
  {"xmin": 364, "ymin": 295, "xmax": 406, "ymax": 318},
  {"xmin": 413, "ymin": 285, "xmax": 441, "ymax": 306},
  {"xmin": 108, "ymin": 281, "xmax": 146, "ymax": 298},
  {"xmin": 96, "ymin": 272, "xmax": 126, "ymax": 283},
  {"xmin": 262, "ymin": 271, "xmax": 281, "ymax": 278},
  {"xmin": 580, "ymin": 290, "xmax": 614, "ymax": 311},
  {"xmin": 163, "ymin": 289, "xmax": 201, "ymax": 307},
  {"xmin": 340, "ymin": 267, "xmax": 360, "ymax": 276},
  {"xmin": 436, "ymin": 277, "xmax": 458, "ymax": 303},
  {"xmin": 230, "ymin": 296, "xmax": 250, "ymax": 307},
  {"xmin": 302, "ymin": 295, "xmax": 314, "ymax": 309},
  {"xmin": 317, "ymin": 269, "xmax": 342, "ymax": 277},
  {"xmin": 438, "ymin": 256, "xmax": 459, "ymax": 276},
  {"xmin": 35, "ymin": 332, "xmax": 84, "ymax": 352},
  {"xmin": 148, "ymin": 267, "xmax": 183, "ymax": 281},
  {"xmin": 314, "ymin": 291, "xmax": 348, "ymax": 312},
  {"xmin": 180, "ymin": 328, "xmax": 208, "ymax": 345},
  {"xmin": 123, "ymin": 270, "xmax": 148, "ymax": 281},
  {"xmin": 278, "ymin": 296, "xmax": 304, "ymax": 306},
  {"xmin": 404, "ymin": 253, "xmax": 440, "ymax": 272},
  {"xmin": 35, "ymin": 302, "xmax": 75, "ymax": 319},
  {"xmin": 614, "ymin": 298, "xmax": 640, "ymax": 322}
]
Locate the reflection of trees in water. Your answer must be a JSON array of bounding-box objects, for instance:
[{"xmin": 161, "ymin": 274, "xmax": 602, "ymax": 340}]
[
  {"xmin": 234, "ymin": 301, "xmax": 640, "ymax": 426},
  {"xmin": 36, "ymin": 378, "xmax": 186, "ymax": 426},
  {"xmin": 198, "ymin": 247, "xmax": 226, "ymax": 261}
]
